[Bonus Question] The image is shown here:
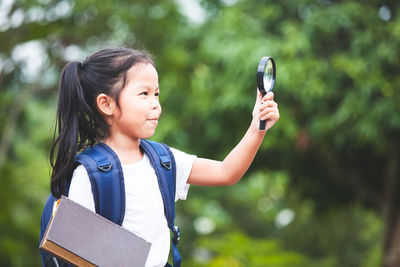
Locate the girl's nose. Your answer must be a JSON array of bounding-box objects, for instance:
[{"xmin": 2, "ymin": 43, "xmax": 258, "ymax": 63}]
[{"xmin": 151, "ymin": 98, "xmax": 160, "ymax": 110}]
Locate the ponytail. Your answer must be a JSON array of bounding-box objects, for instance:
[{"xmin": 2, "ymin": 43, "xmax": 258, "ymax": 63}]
[
  {"xmin": 50, "ymin": 62, "xmax": 90, "ymax": 197},
  {"xmin": 50, "ymin": 48, "xmax": 154, "ymax": 198}
]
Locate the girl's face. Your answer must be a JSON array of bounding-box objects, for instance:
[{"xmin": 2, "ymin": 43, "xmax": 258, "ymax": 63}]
[{"xmin": 110, "ymin": 63, "xmax": 161, "ymax": 140}]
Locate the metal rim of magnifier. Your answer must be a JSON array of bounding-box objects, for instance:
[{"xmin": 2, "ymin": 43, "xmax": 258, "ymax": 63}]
[{"xmin": 257, "ymin": 57, "xmax": 276, "ymax": 95}]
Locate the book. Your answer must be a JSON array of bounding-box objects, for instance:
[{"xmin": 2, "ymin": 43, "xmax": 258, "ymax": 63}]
[{"xmin": 40, "ymin": 196, "xmax": 151, "ymax": 267}]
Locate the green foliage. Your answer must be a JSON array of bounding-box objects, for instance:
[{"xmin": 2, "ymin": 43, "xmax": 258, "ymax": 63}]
[
  {"xmin": 1, "ymin": 0, "xmax": 398, "ymax": 266},
  {"xmin": 0, "ymin": 100, "xmax": 53, "ymax": 266},
  {"xmin": 194, "ymin": 231, "xmax": 310, "ymax": 267}
]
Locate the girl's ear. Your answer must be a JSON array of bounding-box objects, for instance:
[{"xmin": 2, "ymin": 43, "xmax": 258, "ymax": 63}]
[{"xmin": 96, "ymin": 93, "xmax": 117, "ymax": 116}]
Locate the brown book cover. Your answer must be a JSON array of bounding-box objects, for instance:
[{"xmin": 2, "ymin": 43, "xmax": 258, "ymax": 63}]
[{"xmin": 40, "ymin": 196, "xmax": 151, "ymax": 267}]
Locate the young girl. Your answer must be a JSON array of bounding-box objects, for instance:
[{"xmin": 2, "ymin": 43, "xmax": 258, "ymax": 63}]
[{"xmin": 50, "ymin": 48, "xmax": 279, "ymax": 266}]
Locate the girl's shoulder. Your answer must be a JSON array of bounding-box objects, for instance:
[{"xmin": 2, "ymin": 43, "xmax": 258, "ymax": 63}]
[
  {"xmin": 169, "ymin": 147, "xmax": 196, "ymax": 159},
  {"xmin": 73, "ymin": 164, "xmax": 88, "ymax": 175}
]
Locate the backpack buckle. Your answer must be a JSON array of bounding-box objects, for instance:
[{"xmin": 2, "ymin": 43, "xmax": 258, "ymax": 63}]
[
  {"xmin": 172, "ymin": 226, "xmax": 180, "ymax": 244},
  {"xmin": 97, "ymin": 163, "xmax": 112, "ymax": 172},
  {"xmin": 162, "ymin": 162, "xmax": 172, "ymax": 170}
]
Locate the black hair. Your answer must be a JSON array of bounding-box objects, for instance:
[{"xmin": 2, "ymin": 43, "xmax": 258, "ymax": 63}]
[{"xmin": 50, "ymin": 48, "xmax": 154, "ymax": 198}]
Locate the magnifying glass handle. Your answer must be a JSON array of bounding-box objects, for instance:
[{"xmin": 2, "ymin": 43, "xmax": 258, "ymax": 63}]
[
  {"xmin": 259, "ymin": 91, "xmax": 267, "ymax": 130},
  {"xmin": 259, "ymin": 119, "xmax": 266, "ymax": 130}
]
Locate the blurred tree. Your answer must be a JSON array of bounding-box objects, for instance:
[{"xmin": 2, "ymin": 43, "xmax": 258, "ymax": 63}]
[
  {"xmin": 0, "ymin": 0, "xmax": 399, "ymax": 266},
  {"xmin": 179, "ymin": 0, "xmax": 399, "ymax": 265}
]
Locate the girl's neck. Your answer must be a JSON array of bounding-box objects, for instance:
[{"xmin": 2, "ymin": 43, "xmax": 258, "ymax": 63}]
[{"xmin": 103, "ymin": 135, "xmax": 143, "ymax": 165}]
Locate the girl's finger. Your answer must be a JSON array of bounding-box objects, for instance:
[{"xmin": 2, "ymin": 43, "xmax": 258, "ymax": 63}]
[
  {"xmin": 260, "ymin": 111, "xmax": 279, "ymax": 121},
  {"xmin": 259, "ymin": 108, "xmax": 278, "ymax": 118},
  {"xmin": 260, "ymin": 100, "xmax": 277, "ymax": 109},
  {"xmin": 263, "ymin": 92, "xmax": 274, "ymax": 101},
  {"xmin": 259, "ymin": 106, "xmax": 277, "ymax": 113}
]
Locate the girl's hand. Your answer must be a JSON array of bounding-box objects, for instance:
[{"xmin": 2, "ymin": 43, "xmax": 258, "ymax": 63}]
[{"xmin": 251, "ymin": 90, "xmax": 279, "ymax": 131}]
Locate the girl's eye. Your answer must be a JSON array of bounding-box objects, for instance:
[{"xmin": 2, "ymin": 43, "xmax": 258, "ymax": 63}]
[
  {"xmin": 140, "ymin": 92, "xmax": 148, "ymax": 96},
  {"xmin": 155, "ymin": 92, "xmax": 159, "ymax": 97}
]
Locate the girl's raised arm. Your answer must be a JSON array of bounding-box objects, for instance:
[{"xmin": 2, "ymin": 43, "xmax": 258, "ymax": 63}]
[{"xmin": 187, "ymin": 91, "xmax": 279, "ymax": 186}]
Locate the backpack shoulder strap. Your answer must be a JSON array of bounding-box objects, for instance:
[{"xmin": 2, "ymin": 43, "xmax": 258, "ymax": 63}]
[
  {"xmin": 75, "ymin": 143, "xmax": 125, "ymax": 225},
  {"xmin": 39, "ymin": 143, "xmax": 125, "ymax": 267},
  {"xmin": 140, "ymin": 139, "xmax": 176, "ymax": 223},
  {"xmin": 140, "ymin": 139, "xmax": 181, "ymax": 267}
]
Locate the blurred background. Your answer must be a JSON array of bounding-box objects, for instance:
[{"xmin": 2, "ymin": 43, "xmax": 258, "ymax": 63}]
[{"xmin": 0, "ymin": 0, "xmax": 399, "ymax": 266}]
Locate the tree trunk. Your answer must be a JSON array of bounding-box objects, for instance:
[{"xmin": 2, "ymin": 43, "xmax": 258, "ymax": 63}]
[{"xmin": 382, "ymin": 145, "xmax": 399, "ymax": 267}]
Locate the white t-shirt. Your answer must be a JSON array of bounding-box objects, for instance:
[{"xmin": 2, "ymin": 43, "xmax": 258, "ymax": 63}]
[{"xmin": 68, "ymin": 147, "xmax": 196, "ymax": 267}]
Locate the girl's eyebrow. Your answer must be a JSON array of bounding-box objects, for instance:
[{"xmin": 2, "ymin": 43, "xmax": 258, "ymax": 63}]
[{"xmin": 135, "ymin": 84, "xmax": 160, "ymax": 91}]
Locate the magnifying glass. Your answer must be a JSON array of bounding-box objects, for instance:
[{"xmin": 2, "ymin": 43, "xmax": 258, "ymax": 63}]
[{"xmin": 257, "ymin": 57, "xmax": 276, "ymax": 130}]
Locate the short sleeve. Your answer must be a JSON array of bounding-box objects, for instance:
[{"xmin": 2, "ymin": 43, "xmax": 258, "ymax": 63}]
[
  {"xmin": 170, "ymin": 147, "xmax": 197, "ymax": 201},
  {"xmin": 68, "ymin": 165, "xmax": 95, "ymax": 212}
]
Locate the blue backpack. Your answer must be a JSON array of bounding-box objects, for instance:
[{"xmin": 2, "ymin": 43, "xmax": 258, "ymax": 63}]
[{"xmin": 39, "ymin": 140, "xmax": 181, "ymax": 267}]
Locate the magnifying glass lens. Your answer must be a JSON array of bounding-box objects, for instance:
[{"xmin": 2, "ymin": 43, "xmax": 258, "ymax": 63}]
[{"xmin": 263, "ymin": 59, "xmax": 274, "ymax": 91}]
